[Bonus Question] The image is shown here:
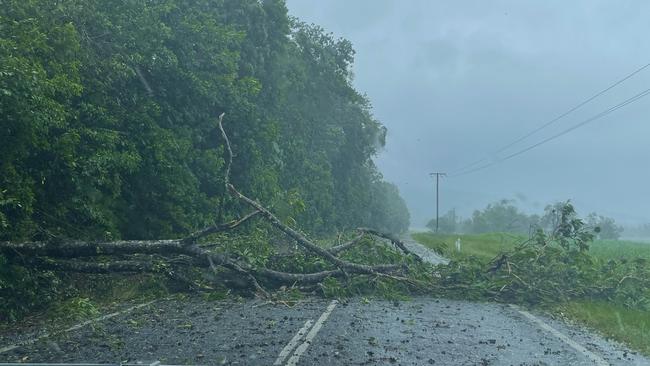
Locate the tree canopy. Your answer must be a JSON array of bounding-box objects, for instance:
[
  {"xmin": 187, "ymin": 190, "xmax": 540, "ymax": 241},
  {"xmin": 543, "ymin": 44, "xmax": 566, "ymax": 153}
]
[{"xmin": 0, "ymin": 0, "xmax": 410, "ymax": 241}]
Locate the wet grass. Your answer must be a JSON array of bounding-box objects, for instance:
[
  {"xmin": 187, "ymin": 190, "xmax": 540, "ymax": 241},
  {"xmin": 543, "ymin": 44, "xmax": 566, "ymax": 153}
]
[
  {"xmin": 411, "ymin": 232, "xmax": 523, "ymax": 262},
  {"xmin": 413, "ymin": 232, "xmax": 650, "ymax": 262},
  {"xmin": 559, "ymin": 301, "xmax": 650, "ymax": 355},
  {"xmin": 589, "ymin": 239, "xmax": 650, "ymax": 260}
]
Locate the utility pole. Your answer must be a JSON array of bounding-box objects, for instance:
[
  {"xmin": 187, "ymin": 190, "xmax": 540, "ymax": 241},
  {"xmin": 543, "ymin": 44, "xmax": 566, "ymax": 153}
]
[{"xmin": 429, "ymin": 172, "xmax": 446, "ymax": 233}]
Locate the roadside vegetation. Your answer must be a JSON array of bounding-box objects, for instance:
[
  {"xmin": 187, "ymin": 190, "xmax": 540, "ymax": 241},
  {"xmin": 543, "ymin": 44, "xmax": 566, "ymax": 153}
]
[
  {"xmin": 560, "ymin": 301, "xmax": 650, "ymax": 355},
  {"xmin": 413, "ymin": 232, "xmax": 650, "ymax": 262},
  {"xmin": 412, "ymin": 232, "xmax": 523, "ymax": 261},
  {"xmin": 414, "ymin": 204, "xmax": 650, "ymax": 355},
  {"xmin": 0, "ymin": 0, "xmax": 412, "ymax": 321},
  {"xmin": 590, "ymin": 239, "xmax": 650, "ymax": 260}
]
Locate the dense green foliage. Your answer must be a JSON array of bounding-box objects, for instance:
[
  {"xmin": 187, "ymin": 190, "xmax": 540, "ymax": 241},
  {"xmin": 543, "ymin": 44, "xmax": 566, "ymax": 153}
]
[{"xmin": 0, "ymin": 0, "xmax": 409, "ymax": 243}]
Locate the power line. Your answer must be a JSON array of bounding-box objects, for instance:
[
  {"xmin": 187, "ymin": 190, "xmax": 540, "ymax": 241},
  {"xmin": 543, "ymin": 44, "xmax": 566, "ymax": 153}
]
[
  {"xmin": 449, "ymin": 62, "xmax": 650, "ymax": 175},
  {"xmin": 450, "ymin": 87, "xmax": 650, "ymax": 177}
]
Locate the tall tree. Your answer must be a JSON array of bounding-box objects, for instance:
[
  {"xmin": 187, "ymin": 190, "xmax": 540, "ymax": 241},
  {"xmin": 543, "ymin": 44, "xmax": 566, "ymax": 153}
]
[{"xmin": 0, "ymin": 0, "xmax": 410, "ymax": 242}]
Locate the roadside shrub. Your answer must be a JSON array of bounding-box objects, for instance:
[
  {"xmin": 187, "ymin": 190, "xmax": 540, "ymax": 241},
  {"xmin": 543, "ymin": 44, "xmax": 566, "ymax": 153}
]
[
  {"xmin": 0, "ymin": 255, "xmax": 60, "ymax": 321},
  {"xmin": 433, "ymin": 203, "xmax": 650, "ymax": 310},
  {"xmin": 50, "ymin": 297, "xmax": 100, "ymax": 322}
]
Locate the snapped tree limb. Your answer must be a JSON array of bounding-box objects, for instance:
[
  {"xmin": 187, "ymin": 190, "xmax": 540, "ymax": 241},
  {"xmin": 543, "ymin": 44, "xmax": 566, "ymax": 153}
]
[
  {"xmin": 0, "ymin": 114, "xmax": 422, "ymax": 297},
  {"xmin": 328, "ymin": 233, "xmax": 365, "ymax": 255}
]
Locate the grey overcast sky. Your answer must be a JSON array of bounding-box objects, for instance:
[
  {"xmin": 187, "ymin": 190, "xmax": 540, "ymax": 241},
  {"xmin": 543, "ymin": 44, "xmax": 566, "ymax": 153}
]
[{"xmin": 286, "ymin": 0, "xmax": 650, "ymax": 228}]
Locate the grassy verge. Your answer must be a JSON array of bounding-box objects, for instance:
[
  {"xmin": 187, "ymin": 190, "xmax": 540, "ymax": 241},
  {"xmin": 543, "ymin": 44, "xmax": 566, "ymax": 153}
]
[
  {"xmin": 412, "ymin": 231, "xmax": 650, "ymax": 356},
  {"xmin": 589, "ymin": 239, "xmax": 650, "ymax": 260},
  {"xmin": 559, "ymin": 301, "xmax": 650, "ymax": 355},
  {"xmin": 413, "ymin": 232, "xmax": 650, "ymax": 262},
  {"xmin": 411, "ymin": 232, "xmax": 523, "ymax": 262}
]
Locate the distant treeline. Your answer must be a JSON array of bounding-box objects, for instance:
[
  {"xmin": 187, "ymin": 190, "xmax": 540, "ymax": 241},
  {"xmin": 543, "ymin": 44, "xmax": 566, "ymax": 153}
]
[
  {"xmin": 0, "ymin": 0, "xmax": 410, "ymax": 241},
  {"xmin": 428, "ymin": 200, "xmax": 623, "ymax": 240},
  {"xmin": 622, "ymin": 224, "xmax": 650, "ymax": 239}
]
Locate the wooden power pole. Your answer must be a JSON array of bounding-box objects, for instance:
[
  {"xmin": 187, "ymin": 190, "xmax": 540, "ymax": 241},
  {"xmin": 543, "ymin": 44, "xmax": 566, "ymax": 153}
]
[{"xmin": 429, "ymin": 172, "xmax": 446, "ymax": 232}]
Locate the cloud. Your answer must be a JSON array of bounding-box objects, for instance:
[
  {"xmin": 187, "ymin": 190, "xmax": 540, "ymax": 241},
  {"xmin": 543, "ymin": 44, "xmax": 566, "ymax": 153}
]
[{"xmin": 287, "ymin": 0, "xmax": 650, "ymax": 226}]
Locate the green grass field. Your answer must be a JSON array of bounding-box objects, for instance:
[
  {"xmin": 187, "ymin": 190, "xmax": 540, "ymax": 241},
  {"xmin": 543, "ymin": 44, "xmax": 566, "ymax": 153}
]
[
  {"xmin": 589, "ymin": 239, "xmax": 650, "ymax": 260},
  {"xmin": 412, "ymin": 232, "xmax": 650, "ymax": 262},
  {"xmin": 411, "ymin": 232, "xmax": 523, "ymax": 262},
  {"xmin": 412, "ymin": 231, "xmax": 650, "ymax": 355}
]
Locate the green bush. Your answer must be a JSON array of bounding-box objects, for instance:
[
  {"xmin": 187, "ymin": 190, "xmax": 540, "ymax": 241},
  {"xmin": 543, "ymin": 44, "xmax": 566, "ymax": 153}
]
[{"xmin": 0, "ymin": 254, "xmax": 60, "ymax": 321}]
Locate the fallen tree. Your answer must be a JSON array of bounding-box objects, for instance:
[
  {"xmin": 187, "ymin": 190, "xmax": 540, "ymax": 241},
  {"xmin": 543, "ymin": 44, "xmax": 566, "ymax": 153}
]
[{"xmin": 0, "ymin": 114, "xmax": 422, "ymax": 301}]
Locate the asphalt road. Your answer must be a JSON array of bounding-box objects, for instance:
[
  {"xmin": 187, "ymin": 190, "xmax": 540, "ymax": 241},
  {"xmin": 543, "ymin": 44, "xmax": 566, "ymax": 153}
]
[
  {"xmin": 1, "ymin": 238, "xmax": 648, "ymax": 365},
  {"xmin": 400, "ymin": 235, "xmax": 448, "ymax": 265},
  {"xmin": 1, "ymin": 296, "xmax": 647, "ymax": 366}
]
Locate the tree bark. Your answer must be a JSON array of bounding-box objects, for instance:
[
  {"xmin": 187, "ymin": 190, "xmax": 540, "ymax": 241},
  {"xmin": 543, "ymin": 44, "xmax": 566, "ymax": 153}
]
[{"xmin": 0, "ymin": 239, "xmax": 185, "ymax": 258}]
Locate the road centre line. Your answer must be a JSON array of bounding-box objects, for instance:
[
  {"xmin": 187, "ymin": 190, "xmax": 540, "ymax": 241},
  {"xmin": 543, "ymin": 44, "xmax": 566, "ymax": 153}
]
[
  {"xmin": 273, "ymin": 319, "xmax": 314, "ymax": 365},
  {"xmin": 510, "ymin": 305, "xmax": 609, "ymax": 366},
  {"xmin": 281, "ymin": 300, "xmax": 338, "ymax": 366}
]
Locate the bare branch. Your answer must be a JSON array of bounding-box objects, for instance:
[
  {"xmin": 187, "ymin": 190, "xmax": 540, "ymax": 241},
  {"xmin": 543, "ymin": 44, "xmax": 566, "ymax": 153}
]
[
  {"xmin": 228, "ymin": 184, "xmax": 394, "ymax": 276},
  {"xmin": 30, "ymin": 258, "xmax": 157, "ymax": 274},
  {"xmin": 328, "ymin": 233, "xmax": 365, "ymax": 255},
  {"xmin": 183, "ymin": 243, "xmax": 269, "ymax": 298},
  {"xmin": 0, "ymin": 239, "xmax": 185, "ymax": 258},
  {"xmin": 217, "ymin": 112, "xmax": 231, "ymax": 188},
  {"xmin": 183, "ymin": 210, "xmax": 260, "ymax": 244},
  {"xmin": 255, "ymin": 263, "xmax": 402, "ymax": 284}
]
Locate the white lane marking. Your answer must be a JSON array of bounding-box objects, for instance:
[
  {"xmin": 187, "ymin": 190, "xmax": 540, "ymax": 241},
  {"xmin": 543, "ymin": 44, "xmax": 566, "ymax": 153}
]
[
  {"xmin": 0, "ymin": 299, "xmax": 159, "ymax": 354},
  {"xmin": 510, "ymin": 305, "xmax": 609, "ymax": 366},
  {"xmin": 285, "ymin": 300, "xmax": 338, "ymax": 366},
  {"xmin": 273, "ymin": 319, "xmax": 314, "ymax": 365},
  {"xmin": 0, "ymin": 344, "xmax": 17, "ymax": 353}
]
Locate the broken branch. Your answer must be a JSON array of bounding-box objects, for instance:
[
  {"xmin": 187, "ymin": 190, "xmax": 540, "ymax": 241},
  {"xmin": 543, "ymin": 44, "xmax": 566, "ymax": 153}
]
[{"xmin": 357, "ymin": 227, "xmax": 422, "ymax": 262}]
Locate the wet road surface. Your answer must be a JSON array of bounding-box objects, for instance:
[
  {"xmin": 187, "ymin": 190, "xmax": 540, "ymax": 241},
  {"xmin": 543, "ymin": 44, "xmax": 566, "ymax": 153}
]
[
  {"xmin": 400, "ymin": 235, "xmax": 448, "ymax": 265},
  {"xmin": 1, "ymin": 296, "xmax": 648, "ymax": 366}
]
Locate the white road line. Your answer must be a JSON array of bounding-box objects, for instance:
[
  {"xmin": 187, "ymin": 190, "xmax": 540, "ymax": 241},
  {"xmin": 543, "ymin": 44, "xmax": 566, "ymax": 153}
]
[
  {"xmin": 0, "ymin": 345, "xmax": 17, "ymax": 354},
  {"xmin": 510, "ymin": 305, "xmax": 609, "ymax": 366},
  {"xmin": 273, "ymin": 319, "xmax": 314, "ymax": 365},
  {"xmin": 0, "ymin": 299, "xmax": 159, "ymax": 354},
  {"xmin": 284, "ymin": 300, "xmax": 338, "ymax": 366}
]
